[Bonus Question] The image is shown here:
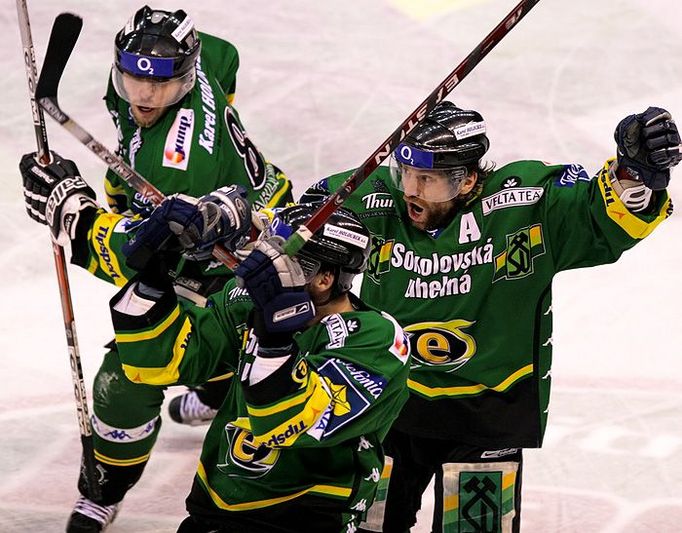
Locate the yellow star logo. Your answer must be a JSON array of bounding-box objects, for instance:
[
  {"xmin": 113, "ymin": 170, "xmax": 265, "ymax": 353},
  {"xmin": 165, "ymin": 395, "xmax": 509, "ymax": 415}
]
[{"xmin": 328, "ymin": 382, "xmax": 351, "ymax": 416}]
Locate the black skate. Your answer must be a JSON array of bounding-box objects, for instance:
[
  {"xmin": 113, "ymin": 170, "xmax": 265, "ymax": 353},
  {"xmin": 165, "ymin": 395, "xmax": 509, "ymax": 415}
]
[{"xmin": 66, "ymin": 496, "xmax": 120, "ymax": 532}]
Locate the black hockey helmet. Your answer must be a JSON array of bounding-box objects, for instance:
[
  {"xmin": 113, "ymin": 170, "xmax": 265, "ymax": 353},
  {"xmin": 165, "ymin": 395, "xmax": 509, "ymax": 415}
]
[
  {"xmin": 112, "ymin": 6, "xmax": 201, "ymax": 107},
  {"xmin": 390, "ymin": 101, "xmax": 490, "ymax": 201},
  {"xmin": 264, "ymin": 204, "xmax": 371, "ymax": 295}
]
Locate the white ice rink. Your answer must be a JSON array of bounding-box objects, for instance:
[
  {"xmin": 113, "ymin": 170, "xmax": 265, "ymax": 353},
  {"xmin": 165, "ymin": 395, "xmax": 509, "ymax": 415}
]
[{"xmin": 1, "ymin": 0, "xmax": 681, "ymax": 531}]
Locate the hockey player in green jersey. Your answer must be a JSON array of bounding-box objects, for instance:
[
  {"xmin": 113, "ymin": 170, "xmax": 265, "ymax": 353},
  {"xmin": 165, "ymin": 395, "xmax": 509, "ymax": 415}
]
[
  {"xmin": 19, "ymin": 6, "xmax": 292, "ymax": 532},
  {"xmin": 301, "ymin": 102, "xmax": 680, "ymax": 533},
  {"xmin": 103, "ymin": 201, "xmax": 411, "ymax": 532},
  {"xmin": 105, "ymin": 6, "xmax": 290, "ymax": 217}
]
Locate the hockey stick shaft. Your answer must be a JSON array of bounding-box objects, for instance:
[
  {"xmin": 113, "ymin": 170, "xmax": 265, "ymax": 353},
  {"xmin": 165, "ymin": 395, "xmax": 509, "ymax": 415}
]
[
  {"xmin": 15, "ymin": 2, "xmax": 101, "ymax": 501},
  {"xmin": 36, "ymin": 14, "xmax": 238, "ymax": 269},
  {"xmin": 283, "ymin": 0, "xmax": 541, "ymax": 256}
]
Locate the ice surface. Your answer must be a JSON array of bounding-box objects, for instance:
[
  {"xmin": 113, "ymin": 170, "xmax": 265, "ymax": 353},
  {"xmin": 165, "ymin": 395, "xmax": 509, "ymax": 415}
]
[{"xmin": 1, "ymin": 0, "xmax": 681, "ymax": 531}]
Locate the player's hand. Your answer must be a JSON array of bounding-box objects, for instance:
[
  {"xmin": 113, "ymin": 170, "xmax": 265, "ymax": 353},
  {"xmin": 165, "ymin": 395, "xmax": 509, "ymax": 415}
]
[
  {"xmin": 20, "ymin": 151, "xmax": 97, "ymax": 246},
  {"xmin": 193, "ymin": 185, "xmax": 251, "ymax": 257},
  {"xmin": 124, "ymin": 185, "xmax": 250, "ymax": 269},
  {"xmin": 235, "ymin": 237, "xmax": 314, "ymax": 338},
  {"xmin": 614, "ymin": 107, "xmax": 682, "ymax": 190}
]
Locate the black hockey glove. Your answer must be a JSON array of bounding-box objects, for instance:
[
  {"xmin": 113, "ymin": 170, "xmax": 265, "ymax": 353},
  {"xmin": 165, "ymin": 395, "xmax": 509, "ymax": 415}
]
[
  {"xmin": 235, "ymin": 237, "xmax": 314, "ymax": 355},
  {"xmin": 193, "ymin": 185, "xmax": 252, "ymax": 257},
  {"xmin": 124, "ymin": 185, "xmax": 251, "ymax": 271},
  {"xmin": 614, "ymin": 106, "xmax": 682, "ymax": 190},
  {"xmin": 20, "ymin": 151, "xmax": 97, "ymax": 246}
]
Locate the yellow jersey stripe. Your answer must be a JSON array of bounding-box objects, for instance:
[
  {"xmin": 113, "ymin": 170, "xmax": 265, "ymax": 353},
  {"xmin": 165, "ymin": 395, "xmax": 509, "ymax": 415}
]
[
  {"xmin": 94, "ymin": 450, "xmax": 150, "ymax": 467},
  {"xmin": 121, "ymin": 316, "xmax": 192, "ymax": 386},
  {"xmin": 246, "ymin": 378, "xmax": 314, "ymax": 417},
  {"xmin": 251, "ymin": 375, "xmax": 332, "ymax": 447},
  {"xmin": 86, "ymin": 256, "xmax": 98, "ymax": 275},
  {"xmin": 197, "ymin": 461, "xmax": 351, "ymax": 511},
  {"xmin": 207, "ymin": 371, "xmax": 235, "ymax": 383},
  {"xmin": 115, "ymin": 305, "xmax": 181, "ymax": 343},
  {"xmin": 598, "ymin": 160, "xmax": 670, "ymax": 239},
  {"xmin": 264, "ymin": 175, "xmax": 292, "ymax": 208},
  {"xmin": 408, "ymin": 363, "xmax": 533, "ymax": 398}
]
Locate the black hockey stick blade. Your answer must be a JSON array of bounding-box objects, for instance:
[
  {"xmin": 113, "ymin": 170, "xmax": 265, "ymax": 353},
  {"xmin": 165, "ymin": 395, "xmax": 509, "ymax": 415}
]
[{"xmin": 35, "ymin": 13, "xmax": 82, "ymax": 102}]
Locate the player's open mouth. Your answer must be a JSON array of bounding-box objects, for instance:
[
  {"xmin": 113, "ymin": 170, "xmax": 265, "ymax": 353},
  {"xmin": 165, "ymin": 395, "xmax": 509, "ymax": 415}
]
[
  {"xmin": 406, "ymin": 201, "xmax": 424, "ymax": 220},
  {"xmin": 137, "ymin": 106, "xmax": 153, "ymax": 113}
]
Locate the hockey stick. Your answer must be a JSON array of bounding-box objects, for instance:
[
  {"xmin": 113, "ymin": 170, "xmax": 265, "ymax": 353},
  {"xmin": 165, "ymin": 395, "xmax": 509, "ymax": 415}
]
[
  {"xmin": 35, "ymin": 13, "xmax": 239, "ymax": 269},
  {"xmin": 283, "ymin": 0, "xmax": 542, "ymax": 255},
  {"xmin": 15, "ymin": 3, "xmax": 101, "ymax": 501}
]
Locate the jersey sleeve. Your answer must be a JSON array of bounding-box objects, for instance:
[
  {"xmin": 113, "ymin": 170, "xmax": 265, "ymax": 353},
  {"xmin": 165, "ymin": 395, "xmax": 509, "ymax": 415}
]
[
  {"xmin": 197, "ymin": 32, "xmax": 239, "ymax": 104},
  {"xmin": 242, "ymin": 310, "xmax": 410, "ymax": 449},
  {"xmin": 110, "ymin": 278, "xmax": 246, "ymax": 386},
  {"xmin": 69, "ymin": 208, "xmax": 140, "ymax": 286},
  {"xmin": 540, "ymin": 159, "xmax": 672, "ymax": 271},
  {"xmin": 104, "ymin": 169, "xmax": 131, "ymax": 214}
]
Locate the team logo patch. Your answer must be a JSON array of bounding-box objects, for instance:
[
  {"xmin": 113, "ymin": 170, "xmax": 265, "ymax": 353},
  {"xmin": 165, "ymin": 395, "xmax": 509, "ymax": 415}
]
[
  {"xmin": 404, "ymin": 319, "xmax": 476, "ymax": 370},
  {"xmin": 482, "ymin": 186, "xmax": 543, "ymax": 215},
  {"xmin": 292, "ymin": 359, "xmax": 309, "ymax": 384},
  {"xmin": 162, "ymin": 108, "xmax": 194, "ymax": 170},
  {"xmin": 442, "ymin": 462, "xmax": 518, "ymax": 533},
  {"xmin": 366, "ymin": 237, "xmax": 394, "ymax": 281},
  {"xmin": 457, "ymin": 471, "xmax": 503, "ymax": 532},
  {"xmin": 493, "ymin": 224, "xmax": 545, "ymax": 282},
  {"xmin": 554, "ymin": 164, "xmax": 590, "ymax": 188},
  {"xmin": 220, "ymin": 425, "xmax": 280, "ymax": 478}
]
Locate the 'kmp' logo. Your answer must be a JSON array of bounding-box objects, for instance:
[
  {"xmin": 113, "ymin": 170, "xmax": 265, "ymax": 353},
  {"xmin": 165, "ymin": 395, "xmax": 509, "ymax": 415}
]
[{"xmin": 163, "ymin": 108, "xmax": 194, "ymax": 171}]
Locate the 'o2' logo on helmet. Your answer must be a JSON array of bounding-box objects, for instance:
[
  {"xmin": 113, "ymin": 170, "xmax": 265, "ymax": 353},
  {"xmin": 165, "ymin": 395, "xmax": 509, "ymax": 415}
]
[
  {"xmin": 136, "ymin": 57, "xmax": 153, "ymax": 74},
  {"xmin": 404, "ymin": 319, "xmax": 476, "ymax": 370},
  {"xmin": 220, "ymin": 425, "xmax": 280, "ymax": 479},
  {"xmin": 400, "ymin": 145, "xmax": 414, "ymax": 165}
]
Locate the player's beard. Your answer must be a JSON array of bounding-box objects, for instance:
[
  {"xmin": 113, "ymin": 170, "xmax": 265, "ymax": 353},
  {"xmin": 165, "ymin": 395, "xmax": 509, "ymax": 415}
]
[
  {"xmin": 130, "ymin": 104, "xmax": 168, "ymax": 128},
  {"xmin": 404, "ymin": 195, "xmax": 459, "ymax": 231}
]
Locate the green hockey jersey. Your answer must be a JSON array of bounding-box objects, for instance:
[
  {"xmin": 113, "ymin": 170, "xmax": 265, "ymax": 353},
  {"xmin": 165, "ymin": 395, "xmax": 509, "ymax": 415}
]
[
  {"xmin": 305, "ymin": 160, "xmax": 672, "ymax": 448},
  {"xmin": 110, "ymin": 279, "xmax": 410, "ymax": 529}
]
